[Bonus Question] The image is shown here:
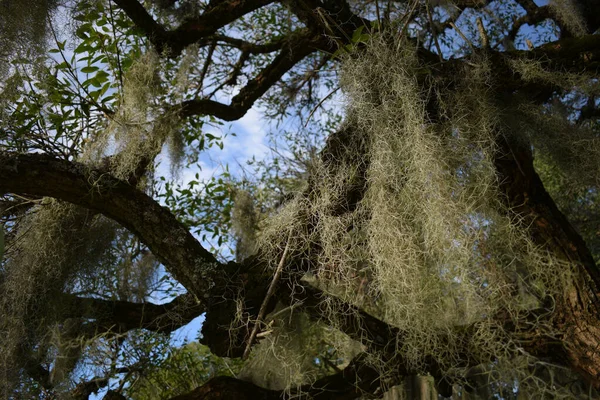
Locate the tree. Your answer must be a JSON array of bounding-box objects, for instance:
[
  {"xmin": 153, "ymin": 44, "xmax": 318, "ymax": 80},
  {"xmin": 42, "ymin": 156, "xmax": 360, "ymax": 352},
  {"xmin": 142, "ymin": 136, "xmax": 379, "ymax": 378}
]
[{"xmin": 1, "ymin": 0, "xmax": 600, "ymax": 399}]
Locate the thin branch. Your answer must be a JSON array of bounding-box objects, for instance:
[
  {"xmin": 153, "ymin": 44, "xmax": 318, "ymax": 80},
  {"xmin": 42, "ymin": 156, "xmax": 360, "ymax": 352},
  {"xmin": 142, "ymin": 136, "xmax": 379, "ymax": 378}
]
[
  {"xmin": 113, "ymin": 0, "xmax": 275, "ymax": 57},
  {"xmin": 180, "ymin": 30, "xmax": 328, "ymax": 120},
  {"xmin": 242, "ymin": 232, "xmax": 292, "ymax": 360}
]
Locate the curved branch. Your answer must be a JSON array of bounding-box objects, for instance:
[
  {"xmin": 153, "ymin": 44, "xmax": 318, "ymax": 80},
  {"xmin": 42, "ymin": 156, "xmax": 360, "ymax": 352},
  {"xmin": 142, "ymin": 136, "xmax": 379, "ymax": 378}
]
[
  {"xmin": 113, "ymin": 0, "xmax": 275, "ymax": 57},
  {"xmin": 0, "ymin": 152, "xmax": 222, "ymax": 300},
  {"xmin": 169, "ymin": 354, "xmax": 384, "ymax": 400},
  {"xmin": 61, "ymin": 293, "xmax": 204, "ymax": 334},
  {"xmin": 180, "ymin": 30, "xmax": 329, "ymax": 120}
]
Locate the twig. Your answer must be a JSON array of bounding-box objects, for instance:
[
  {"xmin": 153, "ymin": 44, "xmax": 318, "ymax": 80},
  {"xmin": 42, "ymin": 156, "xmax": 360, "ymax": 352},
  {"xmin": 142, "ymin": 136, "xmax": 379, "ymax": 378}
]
[
  {"xmin": 108, "ymin": 1, "xmax": 124, "ymax": 91},
  {"xmin": 242, "ymin": 232, "xmax": 292, "ymax": 360},
  {"xmin": 265, "ymin": 303, "xmax": 300, "ymax": 323},
  {"xmin": 426, "ymin": 0, "xmax": 443, "ymax": 61},
  {"xmin": 304, "ymin": 87, "xmax": 339, "ymax": 128},
  {"xmin": 476, "ymin": 17, "xmax": 489, "ymax": 49},
  {"xmin": 449, "ymin": 21, "xmax": 476, "ymax": 53},
  {"xmin": 399, "ymin": 0, "xmax": 421, "ymax": 43},
  {"xmin": 194, "ymin": 41, "xmax": 216, "ymax": 98},
  {"xmin": 256, "ymin": 330, "xmax": 273, "ymax": 338}
]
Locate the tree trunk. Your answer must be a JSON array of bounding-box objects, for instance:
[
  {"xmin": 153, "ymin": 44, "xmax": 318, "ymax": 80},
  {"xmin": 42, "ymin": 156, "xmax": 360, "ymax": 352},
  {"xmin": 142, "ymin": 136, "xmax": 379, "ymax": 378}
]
[
  {"xmin": 495, "ymin": 132, "xmax": 600, "ymax": 386},
  {"xmin": 403, "ymin": 375, "xmax": 438, "ymax": 400}
]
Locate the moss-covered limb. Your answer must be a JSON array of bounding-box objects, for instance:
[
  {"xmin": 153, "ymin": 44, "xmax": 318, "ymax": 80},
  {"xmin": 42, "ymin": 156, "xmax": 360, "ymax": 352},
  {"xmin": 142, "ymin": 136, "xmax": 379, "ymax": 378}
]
[
  {"xmin": 495, "ymin": 134, "xmax": 600, "ymax": 296},
  {"xmin": 517, "ymin": 33, "xmax": 600, "ymax": 72},
  {"xmin": 58, "ymin": 293, "xmax": 204, "ymax": 335},
  {"xmin": 494, "ymin": 133, "xmax": 600, "ymax": 386},
  {"xmin": 429, "ymin": 34, "xmax": 600, "ymax": 102},
  {"xmin": 493, "ymin": 34, "xmax": 600, "ymax": 98},
  {"xmin": 112, "ymin": 0, "xmax": 275, "ymax": 57},
  {"xmin": 97, "ymin": 154, "xmax": 152, "ymax": 187},
  {"xmin": 0, "ymin": 152, "xmax": 270, "ymax": 360},
  {"xmin": 0, "ymin": 152, "xmax": 221, "ymax": 301},
  {"xmin": 168, "ymin": 353, "xmax": 383, "ymax": 400}
]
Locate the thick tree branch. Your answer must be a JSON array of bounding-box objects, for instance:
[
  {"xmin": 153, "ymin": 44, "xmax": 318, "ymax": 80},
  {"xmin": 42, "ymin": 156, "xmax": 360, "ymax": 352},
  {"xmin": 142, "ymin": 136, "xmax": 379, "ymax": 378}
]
[
  {"xmin": 494, "ymin": 131, "xmax": 600, "ymax": 386},
  {"xmin": 113, "ymin": 0, "xmax": 275, "ymax": 57},
  {"xmin": 111, "ymin": 0, "xmax": 169, "ymax": 50},
  {"xmin": 60, "ymin": 293, "xmax": 204, "ymax": 334},
  {"xmin": 0, "ymin": 153, "xmax": 223, "ymax": 300},
  {"xmin": 428, "ymin": 34, "xmax": 600, "ymax": 100},
  {"xmin": 168, "ymin": 353, "xmax": 384, "ymax": 400},
  {"xmin": 180, "ymin": 30, "xmax": 330, "ymax": 120}
]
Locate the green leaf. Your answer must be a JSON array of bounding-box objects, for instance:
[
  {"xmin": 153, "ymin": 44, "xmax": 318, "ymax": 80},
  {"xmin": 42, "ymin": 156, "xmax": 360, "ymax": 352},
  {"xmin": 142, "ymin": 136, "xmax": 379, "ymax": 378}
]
[
  {"xmin": 95, "ymin": 70, "xmax": 110, "ymax": 83},
  {"xmin": 99, "ymin": 82, "xmax": 111, "ymax": 97},
  {"xmin": 351, "ymin": 26, "xmax": 365, "ymax": 43},
  {"xmin": 74, "ymin": 42, "xmax": 92, "ymax": 54},
  {"xmin": 81, "ymin": 66, "xmax": 99, "ymax": 74},
  {"xmin": 89, "ymin": 89, "xmax": 102, "ymax": 101},
  {"xmin": 76, "ymin": 24, "xmax": 92, "ymax": 39}
]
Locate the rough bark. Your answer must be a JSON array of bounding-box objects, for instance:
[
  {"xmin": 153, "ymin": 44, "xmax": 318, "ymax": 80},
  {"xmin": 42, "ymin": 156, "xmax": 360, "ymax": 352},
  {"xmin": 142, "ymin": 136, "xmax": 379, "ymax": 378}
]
[
  {"xmin": 169, "ymin": 354, "xmax": 383, "ymax": 400},
  {"xmin": 60, "ymin": 293, "xmax": 205, "ymax": 334},
  {"xmin": 495, "ymin": 130, "xmax": 600, "ymax": 386},
  {"xmin": 0, "ymin": 152, "xmax": 222, "ymax": 300},
  {"xmin": 112, "ymin": 0, "xmax": 275, "ymax": 57}
]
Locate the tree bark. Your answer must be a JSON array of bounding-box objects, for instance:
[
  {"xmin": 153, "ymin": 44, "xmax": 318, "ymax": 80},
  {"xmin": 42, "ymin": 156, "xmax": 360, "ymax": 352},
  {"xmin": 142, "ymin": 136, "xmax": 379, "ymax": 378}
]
[{"xmin": 495, "ymin": 131, "xmax": 600, "ymax": 386}]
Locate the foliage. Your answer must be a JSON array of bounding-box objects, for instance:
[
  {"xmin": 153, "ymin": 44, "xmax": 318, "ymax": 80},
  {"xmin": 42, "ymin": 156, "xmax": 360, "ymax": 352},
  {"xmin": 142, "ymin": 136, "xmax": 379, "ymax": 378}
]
[
  {"xmin": 255, "ymin": 33, "xmax": 599, "ymax": 397},
  {"xmin": 126, "ymin": 342, "xmax": 242, "ymax": 399},
  {"xmin": 0, "ymin": 0, "xmax": 599, "ymax": 399}
]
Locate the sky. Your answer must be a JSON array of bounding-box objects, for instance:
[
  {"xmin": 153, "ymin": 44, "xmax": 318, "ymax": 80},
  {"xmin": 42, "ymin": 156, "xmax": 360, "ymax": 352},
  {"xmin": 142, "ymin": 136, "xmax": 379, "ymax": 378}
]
[
  {"xmin": 156, "ymin": 106, "xmax": 275, "ymax": 346},
  {"xmin": 86, "ymin": 115, "xmax": 272, "ymax": 397}
]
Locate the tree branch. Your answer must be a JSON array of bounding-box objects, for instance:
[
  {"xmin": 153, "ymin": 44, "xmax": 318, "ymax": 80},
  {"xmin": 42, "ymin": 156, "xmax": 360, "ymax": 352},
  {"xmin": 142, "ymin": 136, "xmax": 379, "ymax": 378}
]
[
  {"xmin": 494, "ymin": 131, "xmax": 600, "ymax": 386},
  {"xmin": 168, "ymin": 353, "xmax": 385, "ymax": 400},
  {"xmin": 0, "ymin": 152, "xmax": 223, "ymax": 300},
  {"xmin": 60, "ymin": 293, "xmax": 204, "ymax": 334},
  {"xmin": 113, "ymin": 0, "xmax": 275, "ymax": 57},
  {"xmin": 179, "ymin": 30, "xmax": 330, "ymax": 120}
]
